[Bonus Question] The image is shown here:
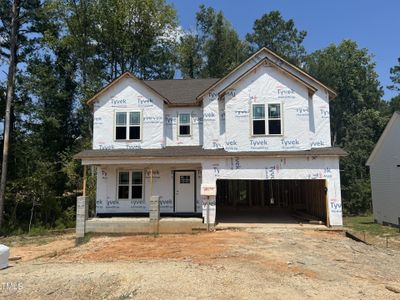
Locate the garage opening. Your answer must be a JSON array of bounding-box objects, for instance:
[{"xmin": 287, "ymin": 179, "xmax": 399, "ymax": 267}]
[{"xmin": 216, "ymin": 179, "xmax": 327, "ymax": 225}]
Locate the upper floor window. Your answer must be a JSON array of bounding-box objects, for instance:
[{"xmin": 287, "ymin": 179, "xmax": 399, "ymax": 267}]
[
  {"xmin": 252, "ymin": 103, "xmax": 282, "ymax": 135},
  {"xmin": 252, "ymin": 104, "xmax": 266, "ymax": 135},
  {"xmin": 115, "ymin": 111, "xmax": 141, "ymax": 140},
  {"xmin": 268, "ymin": 104, "xmax": 282, "ymax": 135},
  {"xmin": 178, "ymin": 113, "xmax": 191, "ymax": 136}
]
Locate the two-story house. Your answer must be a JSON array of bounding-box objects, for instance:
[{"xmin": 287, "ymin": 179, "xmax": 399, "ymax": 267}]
[{"xmin": 75, "ymin": 47, "xmax": 346, "ymax": 227}]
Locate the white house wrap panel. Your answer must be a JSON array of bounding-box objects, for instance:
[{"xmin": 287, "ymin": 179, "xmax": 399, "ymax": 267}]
[{"xmin": 93, "ymin": 77, "xmax": 165, "ymax": 150}]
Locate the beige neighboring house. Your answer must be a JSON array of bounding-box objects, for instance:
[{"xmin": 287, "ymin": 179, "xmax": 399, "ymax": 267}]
[{"xmin": 366, "ymin": 111, "xmax": 400, "ymax": 227}]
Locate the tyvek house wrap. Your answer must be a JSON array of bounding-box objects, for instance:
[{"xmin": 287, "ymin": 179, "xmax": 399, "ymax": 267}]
[
  {"xmin": 96, "ymin": 165, "xmax": 203, "ymax": 214},
  {"xmin": 165, "ymin": 107, "xmax": 203, "ymax": 146},
  {"xmin": 202, "ymin": 50, "xmax": 332, "ymax": 151},
  {"xmin": 224, "ymin": 64, "xmax": 310, "ymax": 151},
  {"xmin": 92, "ymin": 77, "xmax": 165, "ymax": 150},
  {"xmin": 201, "ymin": 156, "xmax": 343, "ymax": 226}
]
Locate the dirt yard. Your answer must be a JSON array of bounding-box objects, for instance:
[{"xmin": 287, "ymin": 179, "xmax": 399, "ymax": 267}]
[{"xmin": 1, "ymin": 226, "xmax": 400, "ymax": 299}]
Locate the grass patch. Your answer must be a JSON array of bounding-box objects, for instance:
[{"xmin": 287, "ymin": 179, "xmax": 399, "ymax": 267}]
[{"xmin": 344, "ymin": 214, "xmax": 399, "ymax": 236}]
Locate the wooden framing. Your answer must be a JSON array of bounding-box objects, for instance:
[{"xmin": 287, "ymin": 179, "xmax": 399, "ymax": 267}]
[
  {"xmin": 216, "ymin": 179, "xmax": 327, "ymax": 223},
  {"xmin": 82, "ymin": 165, "xmax": 87, "ymax": 197}
]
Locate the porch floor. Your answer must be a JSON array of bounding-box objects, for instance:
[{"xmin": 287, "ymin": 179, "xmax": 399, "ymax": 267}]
[{"xmin": 86, "ymin": 217, "xmax": 206, "ymax": 234}]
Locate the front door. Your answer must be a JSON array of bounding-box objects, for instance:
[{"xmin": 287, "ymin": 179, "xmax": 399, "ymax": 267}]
[{"xmin": 175, "ymin": 171, "xmax": 195, "ymax": 212}]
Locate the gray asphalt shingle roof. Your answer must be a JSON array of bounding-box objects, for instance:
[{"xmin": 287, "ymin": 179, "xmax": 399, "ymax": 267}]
[{"xmin": 144, "ymin": 78, "xmax": 220, "ymax": 105}]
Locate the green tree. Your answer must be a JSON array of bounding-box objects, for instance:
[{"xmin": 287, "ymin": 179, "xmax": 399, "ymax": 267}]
[
  {"xmin": 388, "ymin": 57, "xmax": 400, "ymax": 92},
  {"xmin": 180, "ymin": 5, "xmax": 247, "ymax": 79},
  {"xmin": 0, "ymin": 0, "xmax": 42, "ymax": 228},
  {"xmin": 203, "ymin": 11, "xmax": 246, "ymax": 78},
  {"xmin": 91, "ymin": 0, "xmax": 178, "ymax": 80},
  {"xmin": 341, "ymin": 109, "xmax": 389, "ymax": 214},
  {"xmin": 177, "ymin": 33, "xmax": 203, "ymax": 79},
  {"xmin": 245, "ymin": 11, "xmax": 307, "ymax": 65},
  {"xmin": 305, "ymin": 40, "xmax": 383, "ymax": 146},
  {"xmin": 388, "ymin": 57, "xmax": 400, "ymax": 113}
]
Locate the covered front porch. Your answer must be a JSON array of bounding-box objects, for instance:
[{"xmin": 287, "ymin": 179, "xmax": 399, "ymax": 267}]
[{"xmin": 74, "ymin": 152, "xmax": 210, "ymax": 237}]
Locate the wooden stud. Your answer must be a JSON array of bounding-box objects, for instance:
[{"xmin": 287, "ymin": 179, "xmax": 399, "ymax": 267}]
[{"xmin": 83, "ymin": 165, "xmax": 87, "ymax": 197}]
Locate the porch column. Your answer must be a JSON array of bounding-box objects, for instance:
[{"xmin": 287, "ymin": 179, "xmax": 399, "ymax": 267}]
[
  {"xmin": 76, "ymin": 196, "xmax": 88, "ymax": 239},
  {"xmin": 149, "ymin": 195, "xmax": 160, "ymax": 234},
  {"xmin": 200, "ymin": 165, "xmax": 217, "ymax": 226}
]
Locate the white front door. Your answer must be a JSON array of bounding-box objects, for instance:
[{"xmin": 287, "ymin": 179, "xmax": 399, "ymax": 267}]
[{"xmin": 175, "ymin": 171, "xmax": 195, "ymax": 212}]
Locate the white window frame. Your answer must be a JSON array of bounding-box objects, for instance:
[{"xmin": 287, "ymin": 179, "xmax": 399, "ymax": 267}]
[
  {"xmin": 267, "ymin": 103, "xmax": 283, "ymax": 136},
  {"xmin": 178, "ymin": 113, "xmax": 191, "ymax": 136},
  {"xmin": 117, "ymin": 170, "xmax": 144, "ymax": 201},
  {"xmin": 251, "ymin": 103, "xmax": 283, "ymax": 136},
  {"xmin": 114, "ymin": 111, "xmax": 142, "ymax": 141},
  {"xmin": 251, "ymin": 104, "xmax": 266, "ymax": 136}
]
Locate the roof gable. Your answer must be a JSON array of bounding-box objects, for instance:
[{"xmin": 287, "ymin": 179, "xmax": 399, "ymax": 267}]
[
  {"xmin": 218, "ymin": 57, "xmax": 318, "ymax": 99},
  {"xmin": 366, "ymin": 111, "xmax": 400, "ymax": 165},
  {"xmin": 87, "ymin": 72, "xmax": 171, "ymax": 105},
  {"xmin": 86, "ymin": 47, "xmax": 336, "ymax": 107},
  {"xmin": 196, "ymin": 47, "xmax": 337, "ymax": 102}
]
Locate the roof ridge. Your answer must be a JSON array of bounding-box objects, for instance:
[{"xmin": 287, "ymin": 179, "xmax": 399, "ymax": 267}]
[{"xmin": 144, "ymin": 78, "xmax": 220, "ymax": 82}]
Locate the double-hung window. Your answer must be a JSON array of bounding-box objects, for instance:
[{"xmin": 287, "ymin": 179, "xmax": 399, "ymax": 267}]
[
  {"xmin": 115, "ymin": 111, "xmax": 141, "ymax": 140},
  {"xmin": 252, "ymin": 104, "xmax": 266, "ymax": 135},
  {"xmin": 118, "ymin": 171, "xmax": 143, "ymax": 200},
  {"xmin": 251, "ymin": 103, "xmax": 282, "ymax": 135},
  {"xmin": 267, "ymin": 104, "xmax": 282, "ymax": 135},
  {"xmin": 178, "ymin": 113, "xmax": 191, "ymax": 136}
]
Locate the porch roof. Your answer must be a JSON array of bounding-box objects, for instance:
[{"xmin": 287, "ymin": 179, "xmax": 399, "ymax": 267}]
[{"xmin": 74, "ymin": 146, "xmax": 347, "ymax": 160}]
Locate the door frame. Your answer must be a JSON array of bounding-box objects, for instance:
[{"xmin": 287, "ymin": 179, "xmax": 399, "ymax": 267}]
[{"xmin": 173, "ymin": 170, "xmax": 197, "ymax": 213}]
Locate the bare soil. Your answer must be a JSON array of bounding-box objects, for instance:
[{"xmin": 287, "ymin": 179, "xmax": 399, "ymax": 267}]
[{"xmin": 1, "ymin": 226, "xmax": 400, "ymax": 299}]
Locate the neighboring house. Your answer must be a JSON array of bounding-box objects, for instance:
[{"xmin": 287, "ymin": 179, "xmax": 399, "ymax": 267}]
[
  {"xmin": 366, "ymin": 112, "xmax": 400, "ymax": 227},
  {"xmin": 75, "ymin": 47, "xmax": 346, "ymax": 227}
]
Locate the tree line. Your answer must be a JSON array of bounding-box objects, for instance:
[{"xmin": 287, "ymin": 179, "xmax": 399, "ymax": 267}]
[{"xmin": 0, "ymin": 0, "xmax": 399, "ymax": 234}]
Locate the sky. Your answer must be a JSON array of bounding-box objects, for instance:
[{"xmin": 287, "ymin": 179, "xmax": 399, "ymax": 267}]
[{"xmin": 168, "ymin": 0, "xmax": 400, "ymax": 100}]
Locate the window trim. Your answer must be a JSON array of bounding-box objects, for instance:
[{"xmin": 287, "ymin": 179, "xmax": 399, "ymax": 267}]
[
  {"xmin": 114, "ymin": 110, "xmax": 142, "ymax": 141},
  {"xmin": 267, "ymin": 103, "xmax": 283, "ymax": 136},
  {"xmin": 251, "ymin": 104, "xmax": 266, "ymax": 136},
  {"xmin": 178, "ymin": 112, "xmax": 192, "ymax": 137},
  {"xmin": 117, "ymin": 169, "xmax": 144, "ymax": 201},
  {"xmin": 250, "ymin": 103, "xmax": 283, "ymax": 136}
]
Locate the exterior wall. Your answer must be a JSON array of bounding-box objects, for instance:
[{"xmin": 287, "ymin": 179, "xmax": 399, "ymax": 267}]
[
  {"xmin": 310, "ymin": 89, "xmax": 332, "ymax": 148},
  {"xmin": 223, "ymin": 64, "xmax": 311, "ymax": 151},
  {"xmin": 91, "ymin": 50, "xmax": 332, "ymax": 152},
  {"xmin": 165, "ymin": 107, "xmax": 203, "ymax": 146},
  {"xmin": 200, "ymin": 156, "xmax": 343, "ymax": 226},
  {"xmin": 201, "ymin": 50, "xmax": 332, "ymax": 151},
  {"xmin": 369, "ymin": 118, "xmax": 400, "ymax": 226},
  {"xmin": 93, "ymin": 77, "xmax": 165, "ymax": 150},
  {"xmin": 95, "ymin": 164, "xmax": 202, "ymax": 214}
]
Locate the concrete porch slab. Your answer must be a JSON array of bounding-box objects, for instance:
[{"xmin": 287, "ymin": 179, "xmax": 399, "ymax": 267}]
[{"xmin": 86, "ymin": 217, "xmax": 206, "ymax": 234}]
